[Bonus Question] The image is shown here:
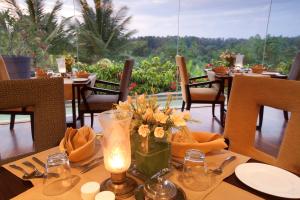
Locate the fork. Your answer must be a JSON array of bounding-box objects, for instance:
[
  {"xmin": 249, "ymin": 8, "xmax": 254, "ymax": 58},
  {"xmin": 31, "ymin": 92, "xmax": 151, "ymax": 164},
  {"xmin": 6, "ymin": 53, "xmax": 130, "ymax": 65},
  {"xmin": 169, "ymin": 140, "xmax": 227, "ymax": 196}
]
[
  {"xmin": 22, "ymin": 161, "xmax": 44, "ymax": 178},
  {"xmin": 9, "ymin": 164, "xmax": 36, "ymax": 179}
]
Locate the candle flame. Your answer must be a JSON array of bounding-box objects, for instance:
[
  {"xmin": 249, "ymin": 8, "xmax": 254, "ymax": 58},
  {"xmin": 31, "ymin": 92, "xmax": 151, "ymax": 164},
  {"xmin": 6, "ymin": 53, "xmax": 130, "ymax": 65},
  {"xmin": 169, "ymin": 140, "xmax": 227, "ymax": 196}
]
[{"xmin": 109, "ymin": 147, "xmax": 125, "ymax": 171}]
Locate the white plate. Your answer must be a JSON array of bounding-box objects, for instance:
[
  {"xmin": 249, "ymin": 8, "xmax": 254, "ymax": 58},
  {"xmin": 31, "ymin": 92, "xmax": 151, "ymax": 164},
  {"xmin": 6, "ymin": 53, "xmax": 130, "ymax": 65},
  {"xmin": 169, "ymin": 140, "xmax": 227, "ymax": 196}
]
[
  {"xmin": 262, "ymin": 72, "xmax": 280, "ymax": 75},
  {"xmin": 73, "ymin": 78, "xmax": 89, "ymax": 82},
  {"xmin": 235, "ymin": 163, "xmax": 300, "ymax": 199}
]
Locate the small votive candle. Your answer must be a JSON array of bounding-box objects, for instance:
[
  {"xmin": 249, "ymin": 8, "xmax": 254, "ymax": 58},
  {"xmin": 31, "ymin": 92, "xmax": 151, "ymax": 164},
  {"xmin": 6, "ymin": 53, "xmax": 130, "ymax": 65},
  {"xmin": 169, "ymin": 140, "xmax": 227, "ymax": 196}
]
[
  {"xmin": 80, "ymin": 182, "xmax": 100, "ymax": 200},
  {"xmin": 94, "ymin": 191, "xmax": 115, "ymax": 200}
]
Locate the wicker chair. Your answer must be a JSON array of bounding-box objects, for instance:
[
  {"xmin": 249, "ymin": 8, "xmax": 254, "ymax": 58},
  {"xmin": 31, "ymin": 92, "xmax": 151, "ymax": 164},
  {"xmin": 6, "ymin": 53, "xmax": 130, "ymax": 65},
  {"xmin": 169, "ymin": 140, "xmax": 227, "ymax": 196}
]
[
  {"xmin": 0, "ymin": 56, "xmax": 35, "ymax": 139},
  {"xmin": 224, "ymin": 75, "xmax": 300, "ymax": 174},
  {"xmin": 0, "ymin": 78, "xmax": 66, "ymax": 163},
  {"xmin": 79, "ymin": 59, "xmax": 134, "ymax": 127},
  {"xmin": 176, "ymin": 55, "xmax": 225, "ymax": 126}
]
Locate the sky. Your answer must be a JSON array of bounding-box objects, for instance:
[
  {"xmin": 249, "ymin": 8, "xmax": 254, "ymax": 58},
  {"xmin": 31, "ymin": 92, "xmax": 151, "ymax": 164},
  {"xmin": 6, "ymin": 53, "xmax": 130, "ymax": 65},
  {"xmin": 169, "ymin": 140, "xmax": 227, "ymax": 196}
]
[{"xmin": 1, "ymin": 0, "xmax": 299, "ymax": 38}]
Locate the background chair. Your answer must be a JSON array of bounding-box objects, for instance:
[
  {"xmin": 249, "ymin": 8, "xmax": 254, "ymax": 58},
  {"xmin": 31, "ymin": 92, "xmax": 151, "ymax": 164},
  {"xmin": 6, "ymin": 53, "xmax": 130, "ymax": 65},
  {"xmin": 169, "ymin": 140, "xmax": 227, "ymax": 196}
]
[
  {"xmin": 258, "ymin": 52, "xmax": 300, "ymax": 129},
  {"xmin": 224, "ymin": 75, "xmax": 300, "ymax": 174},
  {"xmin": 0, "ymin": 78, "xmax": 66, "ymax": 163},
  {"xmin": 79, "ymin": 59, "xmax": 134, "ymax": 127},
  {"xmin": 0, "ymin": 56, "xmax": 34, "ymax": 139},
  {"xmin": 176, "ymin": 55, "xmax": 225, "ymax": 126}
]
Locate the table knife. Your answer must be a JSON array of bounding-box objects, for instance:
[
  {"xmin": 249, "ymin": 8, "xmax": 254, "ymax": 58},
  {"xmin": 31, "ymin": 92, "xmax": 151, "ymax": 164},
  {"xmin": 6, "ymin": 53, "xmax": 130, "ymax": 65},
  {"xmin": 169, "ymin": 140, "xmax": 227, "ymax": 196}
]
[
  {"xmin": 32, "ymin": 157, "xmax": 46, "ymax": 168},
  {"xmin": 80, "ymin": 161, "xmax": 102, "ymax": 174}
]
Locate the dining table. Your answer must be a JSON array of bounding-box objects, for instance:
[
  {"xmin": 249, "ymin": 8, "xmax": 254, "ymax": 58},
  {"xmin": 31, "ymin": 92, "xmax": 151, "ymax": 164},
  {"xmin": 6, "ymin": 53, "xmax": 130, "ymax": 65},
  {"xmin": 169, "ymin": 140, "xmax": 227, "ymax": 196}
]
[
  {"xmin": 1, "ymin": 138, "xmax": 298, "ymax": 200},
  {"xmin": 63, "ymin": 74, "xmax": 97, "ymax": 128}
]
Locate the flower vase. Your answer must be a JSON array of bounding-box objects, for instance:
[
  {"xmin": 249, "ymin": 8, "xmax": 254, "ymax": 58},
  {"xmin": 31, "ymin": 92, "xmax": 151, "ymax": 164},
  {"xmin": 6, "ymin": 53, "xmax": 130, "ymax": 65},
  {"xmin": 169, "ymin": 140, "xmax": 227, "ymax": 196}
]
[{"xmin": 134, "ymin": 135, "xmax": 170, "ymax": 178}]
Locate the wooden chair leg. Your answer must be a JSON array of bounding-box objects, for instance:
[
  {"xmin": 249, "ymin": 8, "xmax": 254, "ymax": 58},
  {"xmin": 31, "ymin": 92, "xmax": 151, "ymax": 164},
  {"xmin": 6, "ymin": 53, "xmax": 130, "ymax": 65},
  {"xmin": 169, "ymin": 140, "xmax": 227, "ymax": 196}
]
[
  {"xmin": 79, "ymin": 112, "xmax": 84, "ymax": 127},
  {"xmin": 186, "ymin": 102, "xmax": 191, "ymax": 110},
  {"xmin": 212, "ymin": 103, "xmax": 216, "ymax": 117},
  {"xmin": 10, "ymin": 114, "xmax": 16, "ymax": 130},
  {"xmin": 257, "ymin": 106, "xmax": 264, "ymax": 130},
  {"xmin": 91, "ymin": 113, "xmax": 94, "ymax": 128},
  {"xmin": 181, "ymin": 101, "xmax": 186, "ymax": 112},
  {"xmin": 283, "ymin": 110, "xmax": 289, "ymax": 120},
  {"xmin": 220, "ymin": 102, "xmax": 225, "ymax": 127},
  {"xmin": 30, "ymin": 113, "xmax": 34, "ymax": 141}
]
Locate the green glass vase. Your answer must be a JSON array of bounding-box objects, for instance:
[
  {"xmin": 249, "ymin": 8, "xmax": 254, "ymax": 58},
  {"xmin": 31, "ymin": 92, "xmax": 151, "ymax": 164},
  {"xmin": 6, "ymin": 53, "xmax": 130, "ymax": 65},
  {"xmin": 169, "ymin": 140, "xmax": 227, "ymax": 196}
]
[{"xmin": 134, "ymin": 135, "xmax": 170, "ymax": 178}]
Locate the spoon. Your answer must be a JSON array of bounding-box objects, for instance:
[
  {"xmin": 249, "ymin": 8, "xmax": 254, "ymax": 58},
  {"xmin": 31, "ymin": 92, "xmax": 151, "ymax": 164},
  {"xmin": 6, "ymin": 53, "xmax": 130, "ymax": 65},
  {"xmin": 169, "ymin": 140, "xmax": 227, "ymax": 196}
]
[{"xmin": 210, "ymin": 155, "xmax": 236, "ymax": 175}]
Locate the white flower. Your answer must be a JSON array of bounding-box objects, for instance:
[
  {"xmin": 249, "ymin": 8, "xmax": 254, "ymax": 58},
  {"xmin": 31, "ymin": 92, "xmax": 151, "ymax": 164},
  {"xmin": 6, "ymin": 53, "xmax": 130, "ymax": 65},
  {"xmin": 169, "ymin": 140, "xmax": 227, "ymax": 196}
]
[
  {"xmin": 143, "ymin": 108, "xmax": 154, "ymax": 121},
  {"xmin": 153, "ymin": 112, "xmax": 168, "ymax": 124},
  {"xmin": 154, "ymin": 127, "xmax": 165, "ymax": 138},
  {"xmin": 170, "ymin": 113, "xmax": 186, "ymax": 127},
  {"xmin": 138, "ymin": 124, "xmax": 150, "ymax": 137},
  {"xmin": 116, "ymin": 101, "xmax": 131, "ymax": 111}
]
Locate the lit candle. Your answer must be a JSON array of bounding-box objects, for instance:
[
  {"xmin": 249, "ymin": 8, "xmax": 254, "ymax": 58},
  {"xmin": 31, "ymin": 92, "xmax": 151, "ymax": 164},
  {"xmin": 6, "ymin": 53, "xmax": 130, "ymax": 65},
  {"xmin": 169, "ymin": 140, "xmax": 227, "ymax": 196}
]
[
  {"xmin": 80, "ymin": 182, "xmax": 100, "ymax": 200},
  {"xmin": 95, "ymin": 191, "xmax": 115, "ymax": 200},
  {"xmin": 109, "ymin": 147, "xmax": 125, "ymax": 170}
]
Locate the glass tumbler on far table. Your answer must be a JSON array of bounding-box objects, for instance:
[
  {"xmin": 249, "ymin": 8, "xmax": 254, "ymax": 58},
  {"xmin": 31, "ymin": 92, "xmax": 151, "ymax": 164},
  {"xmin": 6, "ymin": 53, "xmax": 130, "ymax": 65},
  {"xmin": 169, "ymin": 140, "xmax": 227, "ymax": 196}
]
[
  {"xmin": 43, "ymin": 153, "xmax": 73, "ymax": 196},
  {"xmin": 181, "ymin": 149, "xmax": 212, "ymax": 191}
]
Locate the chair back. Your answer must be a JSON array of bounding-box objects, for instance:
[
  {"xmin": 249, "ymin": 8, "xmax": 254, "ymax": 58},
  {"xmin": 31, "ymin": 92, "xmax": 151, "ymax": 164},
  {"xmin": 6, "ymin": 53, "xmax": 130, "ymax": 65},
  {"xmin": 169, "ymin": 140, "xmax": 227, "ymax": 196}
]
[
  {"xmin": 224, "ymin": 75, "xmax": 300, "ymax": 174},
  {"xmin": 176, "ymin": 55, "xmax": 189, "ymax": 102},
  {"xmin": 288, "ymin": 52, "xmax": 300, "ymax": 80},
  {"xmin": 119, "ymin": 59, "xmax": 134, "ymax": 102},
  {"xmin": 0, "ymin": 55, "xmax": 10, "ymax": 80},
  {"xmin": 0, "ymin": 78, "xmax": 66, "ymax": 153}
]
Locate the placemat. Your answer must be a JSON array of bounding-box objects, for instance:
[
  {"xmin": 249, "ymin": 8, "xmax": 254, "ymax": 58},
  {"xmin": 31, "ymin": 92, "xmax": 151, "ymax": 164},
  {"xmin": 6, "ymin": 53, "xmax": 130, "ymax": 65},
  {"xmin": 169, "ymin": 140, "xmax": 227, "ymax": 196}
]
[
  {"xmin": 0, "ymin": 167, "xmax": 33, "ymax": 200},
  {"xmin": 224, "ymin": 159, "xmax": 300, "ymax": 200}
]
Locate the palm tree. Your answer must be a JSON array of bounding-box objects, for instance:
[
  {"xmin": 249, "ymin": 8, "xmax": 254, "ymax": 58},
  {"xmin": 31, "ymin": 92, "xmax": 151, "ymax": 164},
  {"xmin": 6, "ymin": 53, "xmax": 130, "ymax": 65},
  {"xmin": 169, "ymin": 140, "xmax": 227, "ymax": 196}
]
[
  {"xmin": 77, "ymin": 0, "xmax": 136, "ymax": 63},
  {"xmin": 3, "ymin": 0, "xmax": 72, "ymax": 67}
]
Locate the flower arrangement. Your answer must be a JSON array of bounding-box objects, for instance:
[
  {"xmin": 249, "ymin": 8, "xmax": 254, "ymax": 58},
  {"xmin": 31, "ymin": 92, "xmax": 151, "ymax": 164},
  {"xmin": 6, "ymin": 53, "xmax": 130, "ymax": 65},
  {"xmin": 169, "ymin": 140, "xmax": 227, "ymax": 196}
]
[
  {"xmin": 220, "ymin": 50, "xmax": 236, "ymax": 67},
  {"xmin": 115, "ymin": 94, "xmax": 191, "ymax": 153},
  {"xmin": 65, "ymin": 55, "xmax": 74, "ymax": 72},
  {"xmin": 115, "ymin": 93, "xmax": 193, "ymax": 177}
]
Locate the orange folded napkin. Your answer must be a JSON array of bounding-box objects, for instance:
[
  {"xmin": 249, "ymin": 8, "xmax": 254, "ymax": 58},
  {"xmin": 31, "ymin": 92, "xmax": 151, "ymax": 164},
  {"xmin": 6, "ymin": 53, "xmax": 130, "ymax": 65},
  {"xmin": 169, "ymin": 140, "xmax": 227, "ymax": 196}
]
[
  {"xmin": 35, "ymin": 68, "xmax": 49, "ymax": 78},
  {"xmin": 212, "ymin": 66, "xmax": 229, "ymax": 74},
  {"xmin": 59, "ymin": 126, "xmax": 96, "ymax": 162},
  {"xmin": 75, "ymin": 71, "xmax": 90, "ymax": 78},
  {"xmin": 171, "ymin": 128, "xmax": 227, "ymax": 159},
  {"xmin": 251, "ymin": 64, "xmax": 265, "ymax": 74}
]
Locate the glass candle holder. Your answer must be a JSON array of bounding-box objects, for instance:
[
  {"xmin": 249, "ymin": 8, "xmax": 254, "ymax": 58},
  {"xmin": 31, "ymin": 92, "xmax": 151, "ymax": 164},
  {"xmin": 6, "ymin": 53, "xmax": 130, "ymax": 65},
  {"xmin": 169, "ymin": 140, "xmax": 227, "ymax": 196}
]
[{"xmin": 98, "ymin": 110, "xmax": 137, "ymax": 199}]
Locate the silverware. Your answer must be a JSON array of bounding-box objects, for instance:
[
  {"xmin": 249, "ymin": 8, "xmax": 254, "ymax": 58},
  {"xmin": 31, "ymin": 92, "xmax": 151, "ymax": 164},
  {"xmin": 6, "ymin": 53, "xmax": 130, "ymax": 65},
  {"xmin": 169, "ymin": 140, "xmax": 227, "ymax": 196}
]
[
  {"xmin": 22, "ymin": 161, "xmax": 44, "ymax": 178},
  {"xmin": 71, "ymin": 156, "xmax": 103, "ymax": 169},
  {"xmin": 31, "ymin": 157, "xmax": 60, "ymax": 178},
  {"xmin": 210, "ymin": 155, "xmax": 236, "ymax": 175},
  {"xmin": 9, "ymin": 164, "xmax": 36, "ymax": 179},
  {"xmin": 80, "ymin": 160, "xmax": 103, "ymax": 174},
  {"xmin": 32, "ymin": 157, "xmax": 46, "ymax": 168}
]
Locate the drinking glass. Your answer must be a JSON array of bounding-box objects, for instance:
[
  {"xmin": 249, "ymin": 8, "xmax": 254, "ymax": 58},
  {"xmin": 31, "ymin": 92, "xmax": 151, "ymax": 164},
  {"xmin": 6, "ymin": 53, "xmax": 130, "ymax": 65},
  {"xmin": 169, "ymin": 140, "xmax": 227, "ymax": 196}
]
[
  {"xmin": 180, "ymin": 149, "xmax": 212, "ymax": 191},
  {"xmin": 43, "ymin": 153, "xmax": 73, "ymax": 196},
  {"xmin": 56, "ymin": 57, "xmax": 66, "ymax": 73}
]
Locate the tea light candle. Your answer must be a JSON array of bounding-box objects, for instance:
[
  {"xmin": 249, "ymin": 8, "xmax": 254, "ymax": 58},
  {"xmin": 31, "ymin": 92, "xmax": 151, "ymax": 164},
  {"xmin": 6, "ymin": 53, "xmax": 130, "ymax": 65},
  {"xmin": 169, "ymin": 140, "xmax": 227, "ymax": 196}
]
[
  {"xmin": 80, "ymin": 182, "xmax": 100, "ymax": 200},
  {"xmin": 94, "ymin": 191, "xmax": 115, "ymax": 200}
]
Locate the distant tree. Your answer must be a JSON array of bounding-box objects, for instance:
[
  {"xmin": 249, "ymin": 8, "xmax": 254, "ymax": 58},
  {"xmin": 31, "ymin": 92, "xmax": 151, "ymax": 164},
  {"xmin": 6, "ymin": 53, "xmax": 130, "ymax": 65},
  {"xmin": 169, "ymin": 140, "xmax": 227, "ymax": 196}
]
[
  {"xmin": 3, "ymin": 0, "xmax": 72, "ymax": 67},
  {"xmin": 76, "ymin": 0, "xmax": 136, "ymax": 63}
]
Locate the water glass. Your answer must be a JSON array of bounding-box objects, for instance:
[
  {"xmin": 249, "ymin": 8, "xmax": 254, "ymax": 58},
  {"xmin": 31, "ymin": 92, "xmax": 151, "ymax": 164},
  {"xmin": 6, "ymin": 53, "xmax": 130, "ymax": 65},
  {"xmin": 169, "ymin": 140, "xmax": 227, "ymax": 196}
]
[
  {"xmin": 43, "ymin": 153, "xmax": 73, "ymax": 196},
  {"xmin": 180, "ymin": 149, "xmax": 211, "ymax": 191}
]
